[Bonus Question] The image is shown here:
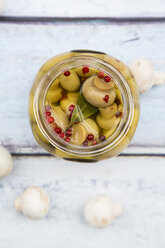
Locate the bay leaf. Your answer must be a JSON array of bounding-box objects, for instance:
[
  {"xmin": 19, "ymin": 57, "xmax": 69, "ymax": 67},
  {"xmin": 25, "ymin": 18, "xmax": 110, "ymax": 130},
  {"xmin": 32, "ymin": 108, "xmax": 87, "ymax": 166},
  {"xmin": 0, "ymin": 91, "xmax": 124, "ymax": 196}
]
[{"xmin": 70, "ymin": 94, "xmax": 98, "ymax": 125}]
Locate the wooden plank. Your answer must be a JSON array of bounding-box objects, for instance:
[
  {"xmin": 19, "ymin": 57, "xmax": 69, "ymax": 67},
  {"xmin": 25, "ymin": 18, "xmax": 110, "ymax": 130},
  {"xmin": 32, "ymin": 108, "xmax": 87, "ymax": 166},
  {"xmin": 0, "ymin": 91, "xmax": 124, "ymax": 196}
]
[
  {"xmin": 1, "ymin": 0, "xmax": 165, "ymax": 18},
  {"xmin": 0, "ymin": 156, "xmax": 165, "ymax": 248},
  {"xmin": 0, "ymin": 23, "xmax": 165, "ymax": 154}
]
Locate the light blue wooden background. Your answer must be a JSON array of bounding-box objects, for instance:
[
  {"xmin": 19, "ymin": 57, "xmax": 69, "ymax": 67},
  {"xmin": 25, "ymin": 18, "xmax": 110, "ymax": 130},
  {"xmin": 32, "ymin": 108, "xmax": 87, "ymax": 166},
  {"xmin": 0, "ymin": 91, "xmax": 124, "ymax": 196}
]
[{"xmin": 0, "ymin": 1, "xmax": 165, "ymax": 247}]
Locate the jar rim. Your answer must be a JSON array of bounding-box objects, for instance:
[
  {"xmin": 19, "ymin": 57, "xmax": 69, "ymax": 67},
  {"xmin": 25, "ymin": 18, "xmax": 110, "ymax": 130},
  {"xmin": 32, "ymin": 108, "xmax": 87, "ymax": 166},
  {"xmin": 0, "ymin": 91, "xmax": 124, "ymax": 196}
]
[{"xmin": 33, "ymin": 54, "xmax": 134, "ymax": 157}]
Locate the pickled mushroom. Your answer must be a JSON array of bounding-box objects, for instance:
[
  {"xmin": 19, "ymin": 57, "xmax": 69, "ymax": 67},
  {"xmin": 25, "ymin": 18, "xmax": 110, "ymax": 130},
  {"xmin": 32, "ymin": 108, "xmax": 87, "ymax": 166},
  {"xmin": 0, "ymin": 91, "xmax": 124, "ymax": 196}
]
[
  {"xmin": 71, "ymin": 123, "xmax": 87, "ymax": 145},
  {"xmin": 96, "ymin": 114, "xmax": 120, "ymax": 130},
  {"xmin": 82, "ymin": 76, "xmax": 116, "ymax": 107},
  {"xmin": 99, "ymin": 103, "xmax": 118, "ymax": 119},
  {"xmin": 60, "ymin": 92, "xmax": 79, "ymax": 112},
  {"xmin": 45, "ymin": 86, "xmax": 63, "ymax": 104},
  {"xmin": 60, "ymin": 70, "xmax": 80, "ymax": 92},
  {"xmin": 75, "ymin": 67, "xmax": 97, "ymax": 77},
  {"xmin": 82, "ymin": 118, "xmax": 99, "ymax": 139},
  {"xmin": 51, "ymin": 106, "xmax": 69, "ymax": 131}
]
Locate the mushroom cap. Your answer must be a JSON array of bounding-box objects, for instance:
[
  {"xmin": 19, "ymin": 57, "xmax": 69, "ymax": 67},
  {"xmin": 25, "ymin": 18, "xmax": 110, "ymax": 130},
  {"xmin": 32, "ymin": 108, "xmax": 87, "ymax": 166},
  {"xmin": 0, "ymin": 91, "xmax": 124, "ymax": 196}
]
[
  {"xmin": 71, "ymin": 123, "xmax": 87, "ymax": 145},
  {"xmin": 96, "ymin": 114, "xmax": 120, "ymax": 130},
  {"xmin": 153, "ymin": 71, "xmax": 165, "ymax": 86},
  {"xmin": 15, "ymin": 187, "xmax": 50, "ymax": 219},
  {"xmin": 51, "ymin": 105, "xmax": 70, "ymax": 131},
  {"xmin": 60, "ymin": 92, "xmax": 79, "ymax": 112},
  {"xmin": 60, "ymin": 70, "xmax": 80, "ymax": 92},
  {"xmin": 84, "ymin": 195, "xmax": 123, "ymax": 227},
  {"xmin": 81, "ymin": 118, "xmax": 99, "ymax": 139},
  {"xmin": 83, "ymin": 76, "xmax": 116, "ymax": 107},
  {"xmin": 74, "ymin": 67, "xmax": 97, "ymax": 77},
  {"xmin": 129, "ymin": 58, "xmax": 155, "ymax": 94},
  {"xmin": 99, "ymin": 103, "xmax": 118, "ymax": 119},
  {"xmin": 0, "ymin": 146, "xmax": 13, "ymax": 178},
  {"xmin": 45, "ymin": 86, "xmax": 63, "ymax": 104}
]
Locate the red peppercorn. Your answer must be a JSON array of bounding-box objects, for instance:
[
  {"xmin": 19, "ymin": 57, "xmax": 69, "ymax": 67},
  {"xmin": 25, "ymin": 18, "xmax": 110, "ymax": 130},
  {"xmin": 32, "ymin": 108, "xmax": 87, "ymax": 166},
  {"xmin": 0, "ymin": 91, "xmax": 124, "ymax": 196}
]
[
  {"xmin": 82, "ymin": 67, "xmax": 89, "ymax": 74},
  {"xmin": 103, "ymin": 95, "xmax": 109, "ymax": 103},
  {"xmin": 46, "ymin": 111, "xmax": 51, "ymax": 116},
  {"xmin": 92, "ymin": 140, "xmax": 97, "ymax": 145},
  {"xmin": 97, "ymin": 71, "xmax": 104, "ymax": 79},
  {"xmin": 64, "ymin": 71, "xmax": 70, "ymax": 77},
  {"xmin": 47, "ymin": 116, "xmax": 54, "ymax": 124},
  {"xmin": 104, "ymin": 76, "xmax": 111, "ymax": 82},
  {"xmin": 65, "ymin": 128, "xmax": 72, "ymax": 137},
  {"xmin": 54, "ymin": 127, "xmax": 62, "ymax": 134},
  {"xmin": 65, "ymin": 137, "xmax": 71, "ymax": 142},
  {"xmin": 82, "ymin": 141, "xmax": 88, "ymax": 146},
  {"xmin": 60, "ymin": 132, "xmax": 65, "ymax": 138},
  {"xmin": 87, "ymin": 134, "xmax": 94, "ymax": 141},
  {"xmin": 99, "ymin": 135, "xmax": 106, "ymax": 141},
  {"xmin": 68, "ymin": 104, "xmax": 75, "ymax": 112}
]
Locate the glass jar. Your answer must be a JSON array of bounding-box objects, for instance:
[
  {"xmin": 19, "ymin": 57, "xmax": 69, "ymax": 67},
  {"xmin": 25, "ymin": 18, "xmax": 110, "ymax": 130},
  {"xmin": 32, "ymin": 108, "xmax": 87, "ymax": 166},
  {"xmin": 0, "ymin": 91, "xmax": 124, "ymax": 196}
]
[{"xmin": 29, "ymin": 50, "xmax": 140, "ymax": 162}]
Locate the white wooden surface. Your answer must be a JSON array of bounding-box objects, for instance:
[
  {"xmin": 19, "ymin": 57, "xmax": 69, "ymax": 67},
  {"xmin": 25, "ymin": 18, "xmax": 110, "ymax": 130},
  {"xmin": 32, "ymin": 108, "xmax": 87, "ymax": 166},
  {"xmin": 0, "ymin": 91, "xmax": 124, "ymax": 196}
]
[
  {"xmin": 0, "ymin": 1, "xmax": 165, "ymax": 247},
  {"xmin": 1, "ymin": 0, "xmax": 165, "ymax": 17},
  {"xmin": 0, "ymin": 23, "xmax": 165, "ymax": 154},
  {"xmin": 1, "ymin": 156, "xmax": 165, "ymax": 248}
]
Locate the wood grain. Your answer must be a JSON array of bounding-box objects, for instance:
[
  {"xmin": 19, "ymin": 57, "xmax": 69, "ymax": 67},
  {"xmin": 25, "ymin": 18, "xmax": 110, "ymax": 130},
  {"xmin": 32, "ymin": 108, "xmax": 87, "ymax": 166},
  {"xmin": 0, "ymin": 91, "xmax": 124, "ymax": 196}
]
[
  {"xmin": 0, "ymin": 156, "xmax": 165, "ymax": 248},
  {"xmin": 0, "ymin": 23, "xmax": 165, "ymax": 154},
  {"xmin": 1, "ymin": 0, "xmax": 165, "ymax": 17}
]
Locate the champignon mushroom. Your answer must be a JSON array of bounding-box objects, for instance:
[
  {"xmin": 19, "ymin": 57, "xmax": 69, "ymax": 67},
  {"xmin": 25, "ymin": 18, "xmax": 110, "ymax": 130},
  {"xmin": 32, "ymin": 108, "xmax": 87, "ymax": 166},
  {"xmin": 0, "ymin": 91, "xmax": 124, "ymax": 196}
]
[
  {"xmin": 83, "ymin": 76, "xmax": 116, "ymax": 107},
  {"xmin": 71, "ymin": 123, "xmax": 87, "ymax": 145},
  {"xmin": 45, "ymin": 86, "xmax": 64, "ymax": 104},
  {"xmin": 0, "ymin": 146, "xmax": 13, "ymax": 178},
  {"xmin": 49, "ymin": 77, "xmax": 60, "ymax": 90},
  {"xmin": 51, "ymin": 106, "xmax": 70, "ymax": 131},
  {"xmin": 153, "ymin": 71, "xmax": 165, "ymax": 86},
  {"xmin": 60, "ymin": 92, "xmax": 79, "ymax": 112},
  {"xmin": 60, "ymin": 70, "xmax": 80, "ymax": 92},
  {"xmin": 129, "ymin": 58, "xmax": 155, "ymax": 94},
  {"xmin": 14, "ymin": 187, "xmax": 50, "ymax": 219},
  {"xmin": 96, "ymin": 114, "xmax": 120, "ymax": 130},
  {"xmin": 81, "ymin": 118, "xmax": 99, "ymax": 139},
  {"xmin": 99, "ymin": 103, "xmax": 118, "ymax": 119},
  {"xmin": 74, "ymin": 67, "xmax": 97, "ymax": 77},
  {"xmin": 84, "ymin": 195, "xmax": 123, "ymax": 228}
]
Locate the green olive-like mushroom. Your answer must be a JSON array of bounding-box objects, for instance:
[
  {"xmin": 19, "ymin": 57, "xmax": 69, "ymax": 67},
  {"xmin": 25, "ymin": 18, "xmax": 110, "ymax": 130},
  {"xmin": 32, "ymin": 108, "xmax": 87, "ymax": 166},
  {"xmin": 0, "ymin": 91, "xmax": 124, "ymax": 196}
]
[
  {"xmin": 51, "ymin": 106, "xmax": 70, "ymax": 131},
  {"xmin": 74, "ymin": 67, "xmax": 97, "ymax": 77},
  {"xmin": 102, "ymin": 126, "xmax": 117, "ymax": 139},
  {"xmin": 60, "ymin": 70, "xmax": 80, "ymax": 92},
  {"xmin": 71, "ymin": 123, "xmax": 87, "ymax": 145},
  {"xmin": 99, "ymin": 103, "xmax": 118, "ymax": 119},
  {"xmin": 45, "ymin": 87, "xmax": 64, "ymax": 105},
  {"xmin": 83, "ymin": 76, "xmax": 116, "ymax": 107},
  {"xmin": 49, "ymin": 78, "xmax": 60, "ymax": 90},
  {"xmin": 82, "ymin": 118, "xmax": 99, "ymax": 139},
  {"xmin": 96, "ymin": 115, "xmax": 120, "ymax": 130},
  {"xmin": 60, "ymin": 92, "xmax": 79, "ymax": 112}
]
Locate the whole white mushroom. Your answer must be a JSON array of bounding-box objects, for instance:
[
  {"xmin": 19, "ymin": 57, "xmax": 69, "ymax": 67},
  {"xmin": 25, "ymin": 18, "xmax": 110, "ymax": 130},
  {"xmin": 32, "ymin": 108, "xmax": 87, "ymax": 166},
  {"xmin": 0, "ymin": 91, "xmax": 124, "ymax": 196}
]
[
  {"xmin": 129, "ymin": 58, "xmax": 155, "ymax": 94},
  {"xmin": 84, "ymin": 195, "xmax": 123, "ymax": 228},
  {"xmin": 14, "ymin": 187, "xmax": 50, "ymax": 219},
  {"xmin": 153, "ymin": 71, "xmax": 165, "ymax": 86},
  {"xmin": 0, "ymin": 146, "xmax": 13, "ymax": 178}
]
